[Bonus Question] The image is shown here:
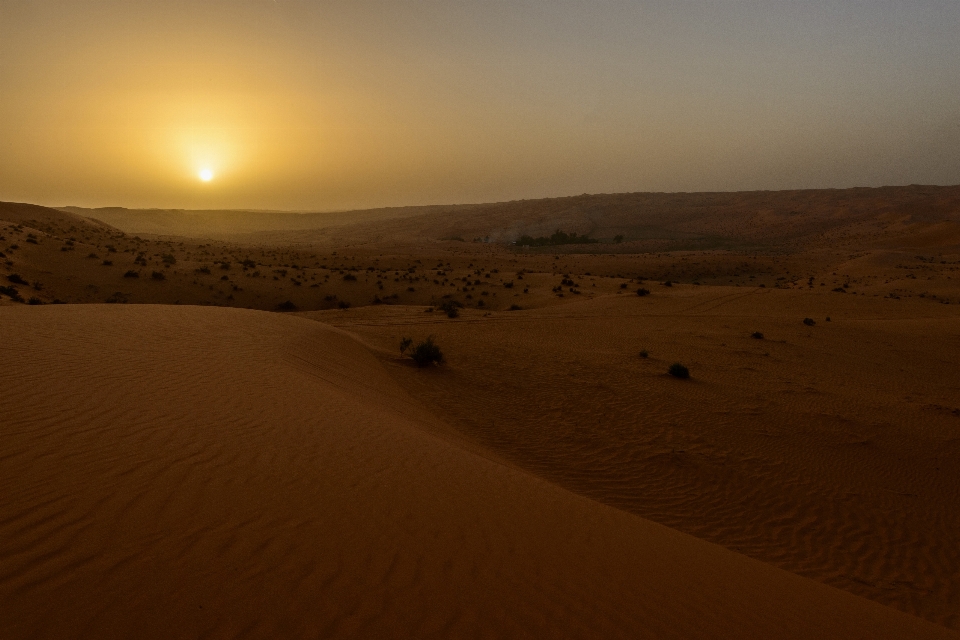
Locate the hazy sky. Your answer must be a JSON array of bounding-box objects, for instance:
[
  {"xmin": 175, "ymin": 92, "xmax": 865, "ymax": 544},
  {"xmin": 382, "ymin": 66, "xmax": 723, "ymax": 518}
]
[{"xmin": 2, "ymin": 1, "xmax": 959, "ymax": 210}]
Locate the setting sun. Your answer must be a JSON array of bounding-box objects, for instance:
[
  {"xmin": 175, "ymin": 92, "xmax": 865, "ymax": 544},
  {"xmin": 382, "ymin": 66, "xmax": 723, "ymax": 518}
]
[{"xmin": 199, "ymin": 169, "xmax": 214, "ymax": 182}]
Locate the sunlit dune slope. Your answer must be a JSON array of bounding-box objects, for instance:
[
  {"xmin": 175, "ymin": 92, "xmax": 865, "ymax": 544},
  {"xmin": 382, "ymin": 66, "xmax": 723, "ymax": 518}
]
[{"xmin": 1, "ymin": 305, "xmax": 953, "ymax": 639}]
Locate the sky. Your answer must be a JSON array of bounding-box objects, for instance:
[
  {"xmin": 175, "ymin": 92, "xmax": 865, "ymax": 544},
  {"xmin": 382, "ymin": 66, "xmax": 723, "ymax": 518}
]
[{"xmin": 1, "ymin": 0, "xmax": 959, "ymax": 211}]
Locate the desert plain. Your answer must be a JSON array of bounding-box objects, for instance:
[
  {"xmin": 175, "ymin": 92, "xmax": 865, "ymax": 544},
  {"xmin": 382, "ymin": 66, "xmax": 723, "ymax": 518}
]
[{"xmin": 2, "ymin": 185, "xmax": 960, "ymax": 638}]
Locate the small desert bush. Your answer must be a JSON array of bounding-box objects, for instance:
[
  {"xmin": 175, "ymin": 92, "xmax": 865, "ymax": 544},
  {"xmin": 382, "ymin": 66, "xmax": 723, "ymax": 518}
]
[
  {"xmin": 399, "ymin": 337, "xmax": 413, "ymax": 355},
  {"xmin": 0, "ymin": 285, "xmax": 24, "ymax": 302},
  {"xmin": 161, "ymin": 254, "xmax": 177, "ymax": 265},
  {"xmin": 508, "ymin": 304, "xmax": 522, "ymax": 311},
  {"xmin": 123, "ymin": 270, "xmax": 140, "ymax": 278},
  {"xmin": 668, "ymin": 363, "xmax": 690, "ymax": 379},
  {"xmin": 7, "ymin": 273, "xmax": 27, "ymax": 285},
  {"xmin": 28, "ymin": 297, "xmax": 42, "ymax": 305},
  {"xmin": 438, "ymin": 300, "xmax": 462, "ymax": 318},
  {"xmin": 803, "ymin": 318, "xmax": 816, "ymax": 326},
  {"xmin": 636, "ymin": 288, "xmax": 650, "ymax": 297},
  {"xmin": 410, "ymin": 337, "xmax": 444, "ymax": 366},
  {"xmin": 151, "ymin": 271, "xmax": 166, "ymax": 281},
  {"xmin": 276, "ymin": 300, "xmax": 298, "ymax": 311},
  {"xmin": 751, "ymin": 331, "xmax": 764, "ymax": 339},
  {"xmin": 343, "ymin": 273, "xmax": 357, "ymax": 281},
  {"xmin": 639, "ymin": 349, "xmax": 649, "ymax": 358}
]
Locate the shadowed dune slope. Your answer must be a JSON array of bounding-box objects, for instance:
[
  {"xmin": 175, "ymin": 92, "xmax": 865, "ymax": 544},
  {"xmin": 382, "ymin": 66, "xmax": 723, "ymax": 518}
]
[{"xmin": 1, "ymin": 305, "xmax": 956, "ymax": 639}]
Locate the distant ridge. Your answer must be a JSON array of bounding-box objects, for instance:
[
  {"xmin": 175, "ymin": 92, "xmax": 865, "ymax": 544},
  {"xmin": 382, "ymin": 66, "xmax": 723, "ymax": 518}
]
[{"xmin": 55, "ymin": 184, "xmax": 960, "ymax": 250}]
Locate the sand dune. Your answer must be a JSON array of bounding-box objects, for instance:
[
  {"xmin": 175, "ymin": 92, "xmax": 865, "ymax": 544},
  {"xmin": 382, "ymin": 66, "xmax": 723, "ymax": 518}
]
[
  {"xmin": 1, "ymin": 304, "xmax": 954, "ymax": 639},
  {"xmin": 4, "ymin": 188, "xmax": 960, "ymax": 635},
  {"xmin": 315, "ymin": 286, "xmax": 960, "ymax": 628}
]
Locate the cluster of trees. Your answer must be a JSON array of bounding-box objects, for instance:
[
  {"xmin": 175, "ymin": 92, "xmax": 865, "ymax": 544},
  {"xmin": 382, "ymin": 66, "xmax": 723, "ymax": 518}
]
[{"xmin": 515, "ymin": 230, "xmax": 599, "ymax": 247}]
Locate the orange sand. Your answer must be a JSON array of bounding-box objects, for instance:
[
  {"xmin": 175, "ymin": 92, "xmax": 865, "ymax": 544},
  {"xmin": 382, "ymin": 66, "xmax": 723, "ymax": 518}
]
[
  {"xmin": 2, "ymin": 304, "xmax": 955, "ymax": 639},
  {"xmin": 3, "ymin": 187, "xmax": 960, "ymax": 637}
]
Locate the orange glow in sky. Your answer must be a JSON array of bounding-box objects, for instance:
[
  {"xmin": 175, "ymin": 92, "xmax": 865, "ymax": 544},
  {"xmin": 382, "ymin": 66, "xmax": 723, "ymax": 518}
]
[{"xmin": 1, "ymin": 1, "xmax": 958, "ymax": 210}]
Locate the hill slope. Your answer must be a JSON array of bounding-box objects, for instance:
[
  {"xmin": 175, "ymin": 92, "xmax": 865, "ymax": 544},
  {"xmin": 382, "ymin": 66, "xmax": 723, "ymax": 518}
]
[{"xmin": 60, "ymin": 185, "xmax": 960, "ymax": 253}]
